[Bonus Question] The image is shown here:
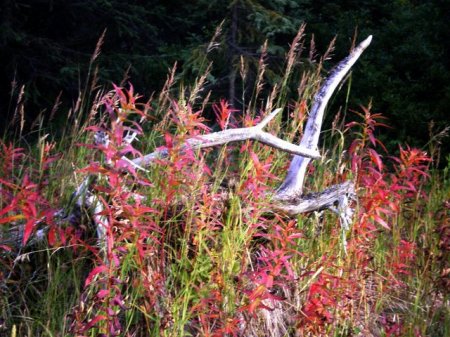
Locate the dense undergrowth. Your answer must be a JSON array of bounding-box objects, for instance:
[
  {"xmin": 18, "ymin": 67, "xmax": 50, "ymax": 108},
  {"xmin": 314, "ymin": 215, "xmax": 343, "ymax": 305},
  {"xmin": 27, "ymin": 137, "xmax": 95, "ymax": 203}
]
[{"xmin": 0, "ymin": 31, "xmax": 449, "ymax": 337}]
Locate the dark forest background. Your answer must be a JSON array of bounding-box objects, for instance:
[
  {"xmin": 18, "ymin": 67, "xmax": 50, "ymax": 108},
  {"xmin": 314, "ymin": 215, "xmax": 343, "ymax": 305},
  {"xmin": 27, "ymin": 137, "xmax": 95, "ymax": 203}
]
[{"xmin": 1, "ymin": 0, "xmax": 449, "ymax": 158}]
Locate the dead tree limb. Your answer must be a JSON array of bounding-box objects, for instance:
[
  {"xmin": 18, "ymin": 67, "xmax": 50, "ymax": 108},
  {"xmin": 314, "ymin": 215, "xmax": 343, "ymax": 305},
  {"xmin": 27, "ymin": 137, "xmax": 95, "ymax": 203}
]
[
  {"xmin": 61, "ymin": 107, "xmax": 322, "ymax": 244},
  {"xmin": 71, "ymin": 36, "xmax": 372, "ymax": 242},
  {"xmin": 132, "ymin": 108, "xmax": 321, "ymax": 169},
  {"xmin": 273, "ymin": 180, "xmax": 356, "ymax": 216},
  {"xmin": 275, "ymin": 35, "xmax": 372, "ymax": 201}
]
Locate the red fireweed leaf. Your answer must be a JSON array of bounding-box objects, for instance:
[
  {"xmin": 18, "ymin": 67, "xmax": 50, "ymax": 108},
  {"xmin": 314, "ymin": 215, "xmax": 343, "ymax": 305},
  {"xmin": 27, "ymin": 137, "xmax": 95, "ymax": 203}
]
[
  {"xmin": 113, "ymin": 125, "xmax": 124, "ymax": 144},
  {"xmin": 242, "ymin": 297, "xmax": 270, "ymax": 315},
  {"xmin": 106, "ymin": 307, "xmax": 116, "ymax": 317},
  {"xmin": 368, "ymin": 132, "xmax": 377, "ymax": 147},
  {"xmin": 247, "ymin": 284, "xmax": 267, "ymax": 301},
  {"xmin": 119, "ymin": 143, "xmax": 142, "ymax": 158},
  {"xmin": 42, "ymin": 153, "xmax": 61, "ymax": 168},
  {"xmin": 47, "ymin": 227, "xmax": 56, "ymax": 246},
  {"xmin": 373, "ymin": 214, "xmax": 390, "ymax": 229},
  {"xmin": 85, "ymin": 265, "xmax": 108, "ymax": 287},
  {"xmin": 113, "ymin": 83, "xmax": 127, "ymax": 103},
  {"xmin": 0, "ymin": 244, "xmax": 12, "ymax": 251},
  {"xmin": 202, "ymin": 163, "xmax": 212, "ymax": 176},
  {"xmin": 0, "ymin": 202, "xmax": 18, "ymax": 217},
  {"xmin": 164, "ymin": 133, "xmax": 173, "ymax": 149},
  {"xmin": 213, "ymin": 99, "xmax": 237, "ymax": 130},
  {"xmin": 0, "ymin": 214, "xmax": 24, "ymax": 224},
  {"xmin": 375, "ymin": 206, "xmax": 394, "ymax": 216},
  {"xmin": 368, "ymin": 148, "xmax": 383, "ymax": 172},
  {"xmin": 214, "ymin": 317, "xmax": 241, "ymax": 337},
  {"xmin": 132, "ymin": 206, "xmax": 158, "ymax": 215},
  {"xmin": 23, "ymin": 200, "xmax": 37, "ymax": 218},
  {"xmin": 125, "ymin": 83, "xmax": 135, "ymax": 101},
  {"xmin": 22, "ymin": 218, "xmax": 36, "ymax": 245},
  {"xmin": 96, "ymin": 289, "xmax": 110, "ymax": 299},
  {"xmin": 112, "ymin": 295, "xmax": 127, "ymax": 309},
  {"xmin": 85, "ymin": 125, "xmax": 104, "ymax": 132},
  {"xmin": 81, "ymin": 315, "xmax": 107, "ymax": 332},
  {"xmin": 0, "ymin": 177, "xmax": 19, "ymax": 189},
  {"xmin": 115, "ymin": 159, "xmax": 137, "ymax": 176},
  {"xmin": 80, "ymin": 162, "xmax": 109, "ymax": 174}
]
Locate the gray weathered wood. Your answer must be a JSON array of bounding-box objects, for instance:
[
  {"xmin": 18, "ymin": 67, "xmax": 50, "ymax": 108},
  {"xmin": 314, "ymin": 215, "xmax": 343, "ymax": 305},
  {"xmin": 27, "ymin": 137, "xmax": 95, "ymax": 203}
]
[
  {"xmin": 276, "ymin": 36, "xmax": 372, "ymax": 201},
  {"xmin": 273, "ymin": 180, "xmax": 356, "ymax": 216},
  {"xmin": 132, "ymin": 108, "xmax": 320, "ymax": 168}
]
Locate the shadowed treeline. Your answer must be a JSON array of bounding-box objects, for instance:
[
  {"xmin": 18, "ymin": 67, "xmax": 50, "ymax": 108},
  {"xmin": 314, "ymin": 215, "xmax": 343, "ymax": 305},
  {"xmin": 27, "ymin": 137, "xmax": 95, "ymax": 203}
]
[{"xmin": 1, "ymin": 0, "xmax": 449, "ymax": 158}]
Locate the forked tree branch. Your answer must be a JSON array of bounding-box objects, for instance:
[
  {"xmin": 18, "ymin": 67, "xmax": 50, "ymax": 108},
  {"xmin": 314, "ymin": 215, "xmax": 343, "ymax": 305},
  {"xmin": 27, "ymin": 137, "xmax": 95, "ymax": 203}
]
[
  {"xmin": 132, "ymin": 108, "xmax": 320, "ymax": 168},
  {"xmin": 57, "ymin": 108, "xmax": 322, "ymax": 244},
  {"xmin": 68, "ymin": 37, "xmax": 373, "ymax": 241}
]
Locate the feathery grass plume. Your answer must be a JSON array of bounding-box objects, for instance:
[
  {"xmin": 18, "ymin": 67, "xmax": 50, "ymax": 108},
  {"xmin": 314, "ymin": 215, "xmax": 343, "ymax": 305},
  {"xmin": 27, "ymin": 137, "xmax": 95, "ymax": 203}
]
[
  {"xmin": 91, "ymin": 28, "xmax": 106, "ymax": 64},
  {"xmin": 49, "ymin": 91, "xmax": 63, "ymax": 122},
  {"xmin": 240, "ymin": 55, "xmax": 248, "ymax": 85},
  {"xmin": 254, "ymin": 40, "xmax": 268, "ymax": 103},
  {"xmin": 323, "ymin": 36, "xmax": 337, "ymax": 62},
  {"xmin": 200, "ymin": 90, "xmax": 212, "ymax": 116},
  {"xmin": 11, "ymin": 84, "xmax": 26, "ymax": 136},
  {"xmin": 207, "ymin": 20, "xmax": 224, "ymax": 53},
  {"xmin": 309, "ymin": 33, "xmax": 317, "ymax": 61},
  {"xmin": 156, "ymin": 62, "xmax": 178, "ymax": 130},
  {"xmin": 118, "ymin": 64, "xmax": 132, "ymax": 89},
  {"xmin": 90, "ymin": 65, "xmax": 100, "ymax": 93},
  {"xmin": 265, "ymin": 82, "xmax": 279, "ymax": 118},
  {"xmin": 286, "ymin": 24, "xmax": 306, "ymax": 77},
  {"xmin": 426, "ymin": 121, "xmax": 449, "ymax": 166},
  {"xmin": 86, "ymin": 89, "xmax": 106, "ymax": 125},
  {"xmin": 188, "ymin": 62, "xmax": 212, "ymax": 105},
  {"xmin": 68, "ymin": 29, "xmax": 107, "ymax": 139},
  {"xmin": 277, "ymin": 24, "xmax": 306, "ymax": 106},
  {"xmin": 239, "ymin": 55, "xmax": 248, "ymax": 107}
]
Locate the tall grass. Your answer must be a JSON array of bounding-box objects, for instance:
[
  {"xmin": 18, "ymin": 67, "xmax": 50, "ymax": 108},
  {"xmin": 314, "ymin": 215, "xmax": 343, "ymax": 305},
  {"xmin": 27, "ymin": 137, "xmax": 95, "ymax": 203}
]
[{"xmin": 1, "ymin": 29, "xmax": 449, "ymax": 337}]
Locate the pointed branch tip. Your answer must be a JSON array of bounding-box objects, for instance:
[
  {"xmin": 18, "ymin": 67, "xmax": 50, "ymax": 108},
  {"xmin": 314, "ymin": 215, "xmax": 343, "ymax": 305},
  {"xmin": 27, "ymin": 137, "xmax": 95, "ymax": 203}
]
[
  {"xmin": 360, "ymin": 35, "xmax": 373, "ymax": 49},
  {"xmin": 258, "ymin": 108, "xmax": 283, "ymax": 129}
]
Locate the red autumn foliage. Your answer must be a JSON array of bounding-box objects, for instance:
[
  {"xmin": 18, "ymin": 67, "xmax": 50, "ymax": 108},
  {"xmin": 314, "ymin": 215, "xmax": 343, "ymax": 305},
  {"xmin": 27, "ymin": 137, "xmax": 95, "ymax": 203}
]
[{"xmin": 0, "ymin": 84, "xmax": 441, "ymax": 336}]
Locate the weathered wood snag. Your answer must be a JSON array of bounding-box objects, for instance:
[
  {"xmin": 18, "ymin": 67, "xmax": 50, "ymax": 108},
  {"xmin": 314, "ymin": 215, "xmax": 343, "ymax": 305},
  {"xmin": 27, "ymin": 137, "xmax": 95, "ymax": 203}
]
[
  {"xmin": 8, "ymin": 36, "xmax": 372, "ymax": 249},
  {"xmin": 118, "ymin": 36, "xmax": 370, "ymax": 232},
  {"xmin": 276, "ymin": 35, "xmax": 372, "ymax": 201}
]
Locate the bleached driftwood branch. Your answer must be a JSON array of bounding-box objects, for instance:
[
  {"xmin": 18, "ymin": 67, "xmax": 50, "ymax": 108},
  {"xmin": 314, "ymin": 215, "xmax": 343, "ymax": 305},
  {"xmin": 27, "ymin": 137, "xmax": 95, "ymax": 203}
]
[
  {"xmin": 274, "ymin": 180, "xmax": 356, "ymax": 216},
  {"xmin": 275, "ymin": 35, "xmax": 372, "ymax": 201},
  {"xmin": 132, "ymin": 108, "xmax": 320, "ymax": 168}
]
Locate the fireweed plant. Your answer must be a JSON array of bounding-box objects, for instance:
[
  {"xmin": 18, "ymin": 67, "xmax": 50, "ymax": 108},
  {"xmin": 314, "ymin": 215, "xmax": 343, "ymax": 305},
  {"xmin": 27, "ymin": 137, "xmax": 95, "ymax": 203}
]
[{"xmin": 1, "ymin": 36, "xmax": 449, "ymax": 336}]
